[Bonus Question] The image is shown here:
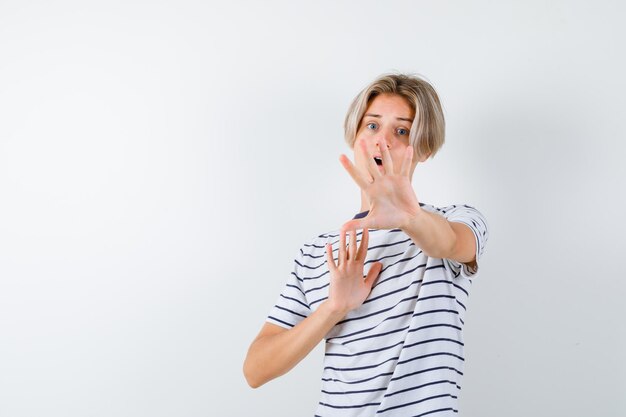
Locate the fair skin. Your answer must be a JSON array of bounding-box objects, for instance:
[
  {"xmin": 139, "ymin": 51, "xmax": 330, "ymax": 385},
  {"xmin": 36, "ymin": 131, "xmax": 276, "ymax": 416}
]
[
  {"xmin": 339, "ymin": 93, "xmax": 477, "ymax": 265},
  {"xmin": 243, "ymin": 93, "xmax": 477, "ymax": 388}
]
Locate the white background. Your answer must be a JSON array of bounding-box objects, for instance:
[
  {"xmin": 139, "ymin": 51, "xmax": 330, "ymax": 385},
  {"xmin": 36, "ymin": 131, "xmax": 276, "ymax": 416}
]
[{"xmin": 1, "ymin": 1, "xmax": 624, "ymax": 416}]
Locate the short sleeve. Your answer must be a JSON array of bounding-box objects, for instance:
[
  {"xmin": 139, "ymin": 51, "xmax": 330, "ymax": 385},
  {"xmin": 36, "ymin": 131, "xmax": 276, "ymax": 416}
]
[
  {"xmin": 441, "ymin": 204, "xmax": 489, "ymax": 279},
  {"xmin": 266, "ymin": 247, "xmax": 312, "ymax": 329}
]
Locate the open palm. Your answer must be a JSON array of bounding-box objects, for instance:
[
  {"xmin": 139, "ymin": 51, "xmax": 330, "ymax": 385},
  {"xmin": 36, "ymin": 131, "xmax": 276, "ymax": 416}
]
[{"xmin": 340, "ymin": 138, "xmax": 421, "ymax": 233}]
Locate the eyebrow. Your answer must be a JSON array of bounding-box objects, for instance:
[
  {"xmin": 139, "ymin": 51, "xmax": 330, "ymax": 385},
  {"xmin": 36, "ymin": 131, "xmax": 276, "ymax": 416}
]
[{"xmin": 363, "ymin": 113, "xmax": 413, "ymax": 122}]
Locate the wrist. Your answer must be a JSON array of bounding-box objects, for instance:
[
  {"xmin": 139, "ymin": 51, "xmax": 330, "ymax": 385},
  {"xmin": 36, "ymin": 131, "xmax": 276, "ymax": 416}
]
[
  {"xmin": 399, "ymin": 205, "xmax": 425, "ymax": 230},
  {"xmin": 318, "ymin": 300, "xmax": 349, "ymax": 324}
]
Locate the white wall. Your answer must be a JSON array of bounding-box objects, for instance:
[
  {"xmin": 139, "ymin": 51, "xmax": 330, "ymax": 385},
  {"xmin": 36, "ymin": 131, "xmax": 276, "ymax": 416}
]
[{"xmin": 1, "ymin": 1, "xmax": 624, "ymax": 416}]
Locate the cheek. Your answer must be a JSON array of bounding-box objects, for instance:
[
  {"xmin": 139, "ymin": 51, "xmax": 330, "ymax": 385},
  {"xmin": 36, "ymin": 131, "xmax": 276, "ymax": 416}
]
[
  {"xmin": 352, "ymin": 138, "xmax": 371, "ymax": 168},
  {"xmin": 353, "ymin": 145, "xmax": 364, "ymax": 165},
  {"xmin": 353, "ymin": 136, "xmax": 367, "ymax": 155},
  {"xmin": 392, "ymin": 147, "xmax": 405, "ymax": 158},
  {"xmin": 392, "ymin": 149, "xmax": 412, "ymax": 167},
  {"xmin": 354, "ymin": 127, "xmax": 374, "ymax": 144}
]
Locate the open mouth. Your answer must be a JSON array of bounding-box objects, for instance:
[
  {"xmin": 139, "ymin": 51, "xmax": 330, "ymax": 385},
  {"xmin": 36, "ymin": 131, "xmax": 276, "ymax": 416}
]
[{"xmin": 373, "ymin": 157, "xmax": 383, "ymax": 166}]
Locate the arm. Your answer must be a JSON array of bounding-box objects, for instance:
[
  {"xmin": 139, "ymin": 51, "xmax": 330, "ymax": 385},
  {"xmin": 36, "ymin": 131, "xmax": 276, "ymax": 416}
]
[
  {"xmin": 338, "ymin": 138, "xmax": 477, "ymax": 268},
  {"xmin": 243, "ymin": 301, "xmax": 345, "ymax": 388},
  {"xmin": 399, "ymin": 207, "xmax": 477, "ymax": 266},
  {"xmin": 243, "ymin": 228, "xmax": 383, "ymax": 388}
]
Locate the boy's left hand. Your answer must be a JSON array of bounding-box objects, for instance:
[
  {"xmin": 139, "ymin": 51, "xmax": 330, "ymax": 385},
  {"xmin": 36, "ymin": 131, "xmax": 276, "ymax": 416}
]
[{"xmin": 339, "ymin": 138, "xmax": 422, "ymax": 233}]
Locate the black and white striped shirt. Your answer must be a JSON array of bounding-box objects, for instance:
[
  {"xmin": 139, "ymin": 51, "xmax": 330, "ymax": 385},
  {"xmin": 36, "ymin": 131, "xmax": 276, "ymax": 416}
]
[{"xmin": 267, "ymin": 203, "xmax": 489, "ymax": 417}]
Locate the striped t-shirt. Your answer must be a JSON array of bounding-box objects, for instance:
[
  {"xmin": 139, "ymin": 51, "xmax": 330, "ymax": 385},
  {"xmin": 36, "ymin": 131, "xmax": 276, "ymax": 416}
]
[{"xmin": 267, "ymin": 203, "xmax": 489, "ymax": 417}]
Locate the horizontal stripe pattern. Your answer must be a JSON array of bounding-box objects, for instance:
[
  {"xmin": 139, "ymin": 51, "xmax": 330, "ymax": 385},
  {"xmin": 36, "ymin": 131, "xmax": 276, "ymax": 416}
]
[{"xmin": 266, "ymin": 203, "xmax": 488, "ymax": 416}]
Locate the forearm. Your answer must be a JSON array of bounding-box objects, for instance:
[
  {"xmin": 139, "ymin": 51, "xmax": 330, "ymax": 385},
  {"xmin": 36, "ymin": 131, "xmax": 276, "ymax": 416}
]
[
  {"xmin": 401, "ymin": 206, "xmax": 456, "ymax": 259},
  {"xmin": 243, "ymin": 301, "xmax": 345, "ymax": 388}
]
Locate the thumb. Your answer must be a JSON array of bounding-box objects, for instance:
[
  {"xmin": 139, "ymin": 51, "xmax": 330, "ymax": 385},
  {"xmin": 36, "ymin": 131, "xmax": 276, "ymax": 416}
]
[
  {"xmin": 364, "ymin": 262, "xmax": 383, "ymax": 290},
  {"xmin": 342, "ymin": 219, "xmax": 366, "ymax": 235}
]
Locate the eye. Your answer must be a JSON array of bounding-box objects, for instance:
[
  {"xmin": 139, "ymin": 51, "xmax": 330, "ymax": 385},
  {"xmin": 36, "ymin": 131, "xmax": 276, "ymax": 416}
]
[
  {"xmin": 366, "ymin": 122, "xmax": 377, "ymax": 130},
  {"xmin": 397, "ymin": 128, "xmax": 409, "ymax": 136}
]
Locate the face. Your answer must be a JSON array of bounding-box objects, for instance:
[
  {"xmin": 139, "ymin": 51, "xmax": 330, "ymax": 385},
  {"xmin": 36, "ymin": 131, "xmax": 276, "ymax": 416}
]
[{"xmin": 353, "ymin": 93, "xmax": 427, "ymax": 180}]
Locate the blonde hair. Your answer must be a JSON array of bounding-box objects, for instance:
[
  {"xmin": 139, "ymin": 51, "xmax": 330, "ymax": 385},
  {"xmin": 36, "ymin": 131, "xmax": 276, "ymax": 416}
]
[{"xmin": 344, "ymin": 73, "xmax": 445, "ymax": 160}]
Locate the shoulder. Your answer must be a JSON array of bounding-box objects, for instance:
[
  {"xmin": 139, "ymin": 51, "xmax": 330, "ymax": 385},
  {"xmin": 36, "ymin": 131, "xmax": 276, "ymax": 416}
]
[
  {"xmin": 424, "ymin": 202, "xmax": 489, "ymax": 251},
  {"xmin": 424, "ymin": 202, "xmax": 488, "ymax": 224},
  {"xmin": 433, "ymin": 202, "xmax": 490, "ymax": 276},
  {"xmin": 295, "ymin": 229, "xmax": 340, "ymax": 265}
]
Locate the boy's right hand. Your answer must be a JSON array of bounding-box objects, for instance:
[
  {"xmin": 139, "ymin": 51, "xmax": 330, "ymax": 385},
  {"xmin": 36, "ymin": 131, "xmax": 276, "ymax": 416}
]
[{"xmin": 324, "ymin": 228, "xmax": 383, "ymax": 318}]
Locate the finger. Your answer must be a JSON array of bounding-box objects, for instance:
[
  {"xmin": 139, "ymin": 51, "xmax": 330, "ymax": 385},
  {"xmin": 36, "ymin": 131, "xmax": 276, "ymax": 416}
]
[
  {"xmin": 341, "ymin": 218, "xmax": 366, "ymax": 236},
  {"xmin": 399, "ymin": 146, "xmax": 414, "ymax": 177},
  {"xmin": 339, "ymin": 154, "xmax": 370, "ymax": 190},
  {"xmin": 379, "ymin": 138, "xmax": 394, "ymax": 174},
  {"xmin": 325, "ymin": 243, "xmax": 337, "ymax": 272},
  {"xmin": 360, "ymin": 140, "xmax": 382, "ymax": 179},
  {"xmin": 338, "ymin": 230, "xmax": 346, "ymax": 267},
  {"xmin": 348, "ymin": 230, "xmax": 356, "ymax": 260},
  {"xmin": 364, "ymin": 262, "xmax": 383, "ymax": 290},
  {"xmin": 356, "ymin": 228, "xmax": 369, "ymax": 260}
]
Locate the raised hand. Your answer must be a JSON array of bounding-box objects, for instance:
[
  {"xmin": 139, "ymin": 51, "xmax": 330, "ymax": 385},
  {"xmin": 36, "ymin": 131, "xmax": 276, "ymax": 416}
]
[
  {"xmin": 324, "ymin": 228, "xmax": 382, "ymax": 317},
  {"xmin": 339, "ymin": 138, "xmax": 422, "ymax": 234}
]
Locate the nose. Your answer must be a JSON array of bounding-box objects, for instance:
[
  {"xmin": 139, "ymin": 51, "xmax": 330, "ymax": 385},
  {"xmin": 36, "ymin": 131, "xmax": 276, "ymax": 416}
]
[{"xmin": 375, "ymin": 132, "xmax": 393, "ymax": 151}]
